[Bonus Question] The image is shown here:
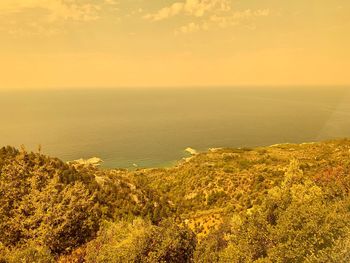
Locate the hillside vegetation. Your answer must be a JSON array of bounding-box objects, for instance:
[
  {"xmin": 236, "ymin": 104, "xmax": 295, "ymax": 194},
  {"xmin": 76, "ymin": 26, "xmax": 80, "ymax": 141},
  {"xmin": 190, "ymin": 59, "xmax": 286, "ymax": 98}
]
[{"xmin": 1, "ymin": 139, "xmax": 350, "ymax": 262}]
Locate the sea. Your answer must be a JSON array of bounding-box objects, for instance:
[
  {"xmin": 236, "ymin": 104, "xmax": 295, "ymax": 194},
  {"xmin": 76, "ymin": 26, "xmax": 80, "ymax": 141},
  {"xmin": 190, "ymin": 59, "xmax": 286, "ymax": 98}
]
[{"xmin": 0, "ymin": 86, "xmax": 349, "ymax": 168}]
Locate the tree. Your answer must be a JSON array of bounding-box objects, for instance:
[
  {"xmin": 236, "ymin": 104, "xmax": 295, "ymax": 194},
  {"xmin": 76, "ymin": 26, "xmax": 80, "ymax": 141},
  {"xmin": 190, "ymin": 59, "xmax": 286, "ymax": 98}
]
[
  {"xmin": 219, "ymin": 160, "xmax": 350, "ymax": 262},
  {"xmin": 85, "ymin": 219, "xmax": 196, "ymax": 263},
  {"xmin": 0, "ymin": 149, "xmax": 100, "ymax": 254}
]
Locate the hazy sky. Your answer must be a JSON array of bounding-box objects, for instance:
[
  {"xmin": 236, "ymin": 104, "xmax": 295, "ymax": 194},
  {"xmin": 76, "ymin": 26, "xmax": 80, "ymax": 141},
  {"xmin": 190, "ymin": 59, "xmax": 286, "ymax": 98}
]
[{"xmin": 0, "ymin": 0, "xmax": 349, "ymax": 88}]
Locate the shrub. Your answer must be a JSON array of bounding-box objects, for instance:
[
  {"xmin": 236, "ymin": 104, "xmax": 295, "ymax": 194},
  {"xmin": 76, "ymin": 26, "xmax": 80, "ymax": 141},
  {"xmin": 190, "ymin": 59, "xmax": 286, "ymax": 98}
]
[
  {"xmin": 3, "ymin": 242, "xmax": 54, "ymax": 263},
  {"xmin": 85, "ymin": 219, "xmax": 196, "ymax": 263}
]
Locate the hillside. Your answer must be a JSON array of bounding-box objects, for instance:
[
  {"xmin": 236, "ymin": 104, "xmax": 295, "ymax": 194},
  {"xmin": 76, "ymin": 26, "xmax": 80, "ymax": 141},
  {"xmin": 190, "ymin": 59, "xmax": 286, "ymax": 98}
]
[
  {"xmin": 1, "ymin": 139, "xmax": 350, "ymax": 262},
  {"xmin": 134, "ymin": 139, "xmax": 350, "ymax": 238}
]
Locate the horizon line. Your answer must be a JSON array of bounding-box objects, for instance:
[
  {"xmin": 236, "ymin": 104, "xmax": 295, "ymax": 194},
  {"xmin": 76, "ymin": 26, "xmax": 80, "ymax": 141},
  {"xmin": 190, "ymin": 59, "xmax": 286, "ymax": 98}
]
[{"xmin": 0, "ymin": 84, "xmax": 349, "ymax": 91}]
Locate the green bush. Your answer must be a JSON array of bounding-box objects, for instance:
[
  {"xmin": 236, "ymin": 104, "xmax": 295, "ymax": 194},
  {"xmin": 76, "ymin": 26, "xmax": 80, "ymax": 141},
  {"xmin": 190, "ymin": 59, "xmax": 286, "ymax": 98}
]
[
  {"xmin": 85, "ymin": 219, "xmax": 196, "ymax": 263},
  {"xmin": 2, "ymin": 242, "xmax": 54, "ymax": 263}
]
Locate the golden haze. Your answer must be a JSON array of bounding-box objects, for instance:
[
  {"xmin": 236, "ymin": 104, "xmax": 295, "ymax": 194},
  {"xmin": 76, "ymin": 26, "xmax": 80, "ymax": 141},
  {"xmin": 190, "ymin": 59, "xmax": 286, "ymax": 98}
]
[{"xmin": 0, "ymin": 0, "xmax": 349, "ymax": 88}]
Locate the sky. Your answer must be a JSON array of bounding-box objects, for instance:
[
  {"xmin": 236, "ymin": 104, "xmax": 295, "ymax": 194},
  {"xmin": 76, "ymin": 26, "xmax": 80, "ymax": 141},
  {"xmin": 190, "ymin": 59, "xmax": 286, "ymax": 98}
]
[{"xmin": 0, "ymin": 0, "xmax": 349, "ymax": 89}]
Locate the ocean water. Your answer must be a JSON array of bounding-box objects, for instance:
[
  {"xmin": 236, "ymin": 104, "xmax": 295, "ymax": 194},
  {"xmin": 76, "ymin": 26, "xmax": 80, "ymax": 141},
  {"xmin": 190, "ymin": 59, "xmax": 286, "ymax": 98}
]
[{"xmin": 0, "ymin": 87, "xmax": 349, "ymax": 168}]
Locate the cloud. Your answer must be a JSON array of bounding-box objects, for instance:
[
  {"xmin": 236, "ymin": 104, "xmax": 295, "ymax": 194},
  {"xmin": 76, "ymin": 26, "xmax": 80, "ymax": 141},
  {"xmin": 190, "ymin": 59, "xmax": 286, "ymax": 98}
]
[
  {"xmin": 176, "ymin": 22, "xmax": 200, "ymax": 34},
  {"xmin": 210, "ymin": 9, "xmax": 270, "ymax": 28},
  {"xmin": 144, "ymin": 0, "xmax": 270, "ymax": 34},
  {"xmin": 0, "ymin": 0, "xmax": 118, "ymax": 36},
  {"xmin": 104, "ymin": 0, "xmax": 118, "ymax": 5},
  {"xmin": 174, "ymin": 8, "xmax": 270, "ymax": 34},
  {"xmin": 144, "ymin": 0, "xmax": 230, "ymax": 21},
  {"xmin": 0, "ymin": 1, "xmax": 102, "ymax": 22}
]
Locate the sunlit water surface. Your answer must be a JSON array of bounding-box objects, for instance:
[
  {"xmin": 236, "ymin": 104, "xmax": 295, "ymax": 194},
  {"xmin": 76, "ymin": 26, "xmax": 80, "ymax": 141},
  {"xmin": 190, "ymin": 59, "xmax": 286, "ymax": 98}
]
[{"xmin": 1, "ymin": 87, "xmax": 349, "ymax": 168}]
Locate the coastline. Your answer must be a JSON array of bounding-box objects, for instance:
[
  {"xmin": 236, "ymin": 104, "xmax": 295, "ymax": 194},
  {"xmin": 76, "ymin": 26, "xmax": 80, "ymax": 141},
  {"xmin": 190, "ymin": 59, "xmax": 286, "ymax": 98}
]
[{"xmin": 66, "ymin": 138, "xmax": 349, "ymax": 171}]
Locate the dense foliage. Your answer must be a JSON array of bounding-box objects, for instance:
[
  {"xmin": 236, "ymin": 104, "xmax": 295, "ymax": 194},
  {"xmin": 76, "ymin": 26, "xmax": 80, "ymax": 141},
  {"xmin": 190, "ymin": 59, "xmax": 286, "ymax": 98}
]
[
  {"xmin": 2, "ymin": 139, "xmax": 350, "ymax": 262},
  {"xmin": 85, "ymin": 219, "xmax": 196, "ymax": 263}
]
